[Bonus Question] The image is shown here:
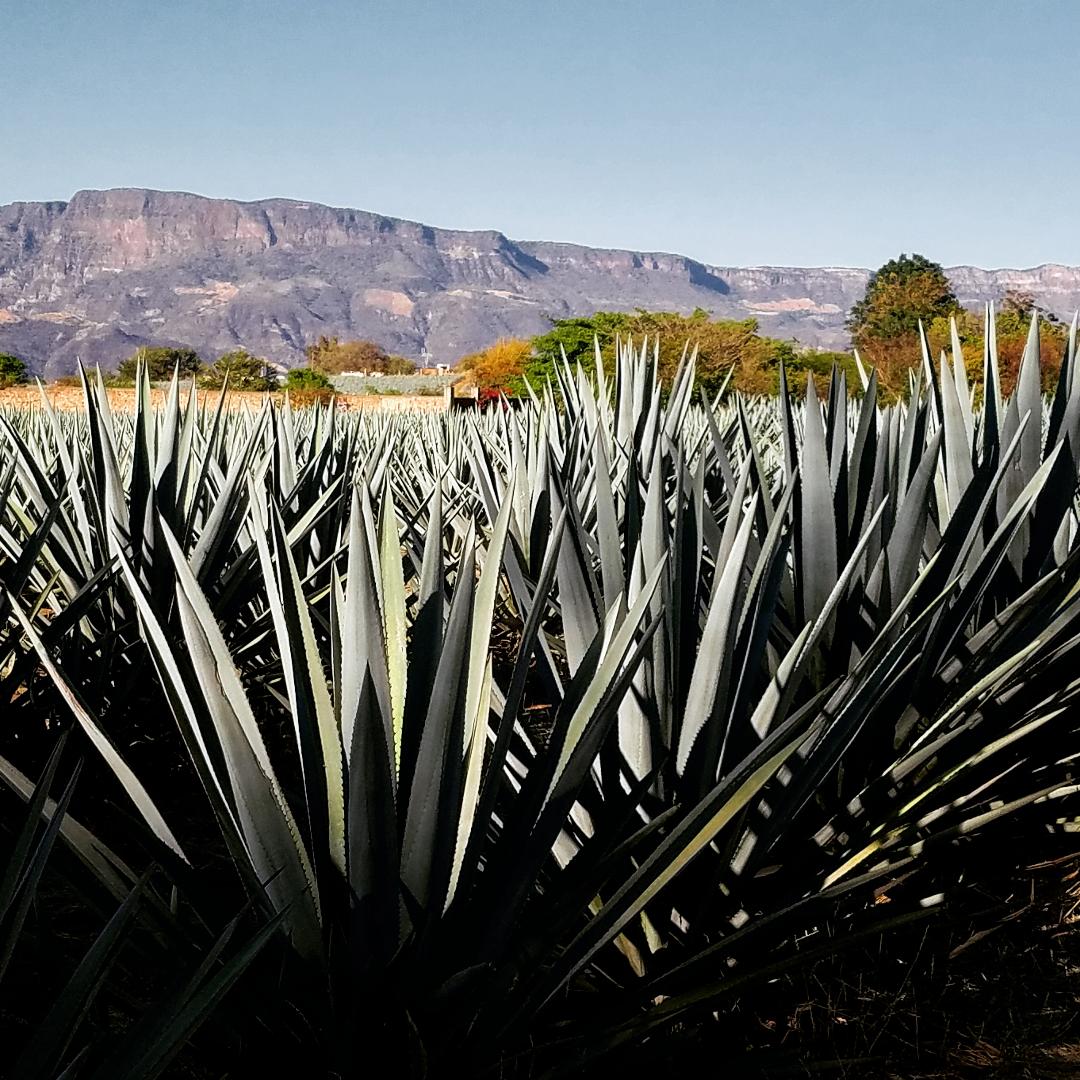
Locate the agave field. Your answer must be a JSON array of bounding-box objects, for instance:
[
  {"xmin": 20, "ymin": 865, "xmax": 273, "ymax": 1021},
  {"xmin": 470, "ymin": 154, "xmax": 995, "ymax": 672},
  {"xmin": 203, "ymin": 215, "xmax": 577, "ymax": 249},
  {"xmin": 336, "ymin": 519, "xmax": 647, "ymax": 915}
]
[{"xmin": 3, "ymin": 313, "xmax": 1080, "ymax": 1076}]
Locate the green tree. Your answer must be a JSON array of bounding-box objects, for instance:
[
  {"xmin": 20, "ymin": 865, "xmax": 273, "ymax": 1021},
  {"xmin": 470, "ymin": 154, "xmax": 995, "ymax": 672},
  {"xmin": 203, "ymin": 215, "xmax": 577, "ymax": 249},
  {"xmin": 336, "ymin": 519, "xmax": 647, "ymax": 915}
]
[
  {"xmin": 116, "ymin": 346, "xmax": 202, "ymax": 385},
  {"xmin": 201, "ymin": 349, "xmax": 276, "ymax": 391},
  {"xmin": 628, "ymin": 310, "xmax": 769, "ymax": 395},
  {"xmin": 523, "ymin": 309, "xmax": 855, "ymax": 397},
  {"xmin": 773, "ymin": 343, "xmax": 861, "ymax": 396},
  {"xmin": 0, "ymin": 353, "xmax": 28, "ymax": 388},
  {"xmin": 847, "ymin": 253, "xmax": 959, "ymax": 341},
  {"xmin": 528, "ymin": 312, "xmax": 634, "ymax": 382},
  {"xmin": 846, "ymin": 254, "xmax": 960, "ymax": 397},
  {"xmin": 285, "ymin": 367, "xmax": 333, "ymax": 392}
]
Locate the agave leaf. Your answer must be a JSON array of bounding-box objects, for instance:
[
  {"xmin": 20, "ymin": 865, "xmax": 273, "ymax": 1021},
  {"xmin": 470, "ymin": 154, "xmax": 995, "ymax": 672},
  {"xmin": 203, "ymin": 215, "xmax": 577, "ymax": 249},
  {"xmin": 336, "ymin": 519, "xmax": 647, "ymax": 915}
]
[
  {"xmin": 89, "ymin": 909, "xmax": 286, "ymax": 1080},
  {"xmin": 379, "ymin": 483, "xmax": 408, "ymax": 763},
  {"xmin": 443, "ymin": 487, "xmax": 515, "ymax": 902},
  {"xmin": 400, "ymin": 524, "xmax": 476, "ymax": 916},
  {"xmin": 0, "ymin": 749, "xmax": 79, "ymax": 985},
  {"xmin": 9, "ymin": 597, "xmax": 188, "ymax": 863},
  {"xmin": 265, "ymin": 502, "xmax": 346, "ymax": 875},
  {"xmin": 339, "ymin": 487, "xmax": 393, "ymax": 763},
  {"xmin": 155, "ymin": 521, "xmax": 323, "ymax": 957},
  {"xmin": 11, "ymin": 871, "xmax": 147, "ymax": 1080},
  {"xmin": 526, "ymin": 717, "xmax": 820, "ymax": 1016},
  {"xmin": 0, "ymin": 749, "xmax": 137, "ymax": 904},
  {"xmin": 798, "ymin": 375, "xmax": 837, "ymax": 624},
  {"xmin": 676, "ymin": 495, "xmax": 759, "ymax": 779},
  {"xmin": 548, "ymin": 557, "xmax": 667, "ymax": 799},
  {"xmin": 346, "ymin": 668, "xmax": 400, "ymax": 960}
]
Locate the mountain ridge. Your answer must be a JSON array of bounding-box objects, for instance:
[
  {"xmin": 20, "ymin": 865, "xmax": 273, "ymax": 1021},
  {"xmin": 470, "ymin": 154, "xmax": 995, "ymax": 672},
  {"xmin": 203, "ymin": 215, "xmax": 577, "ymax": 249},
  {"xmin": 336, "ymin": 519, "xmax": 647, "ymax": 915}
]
[{"xmin": 1, "ymin": 187, "xmax": 1077, "ymax": 376}]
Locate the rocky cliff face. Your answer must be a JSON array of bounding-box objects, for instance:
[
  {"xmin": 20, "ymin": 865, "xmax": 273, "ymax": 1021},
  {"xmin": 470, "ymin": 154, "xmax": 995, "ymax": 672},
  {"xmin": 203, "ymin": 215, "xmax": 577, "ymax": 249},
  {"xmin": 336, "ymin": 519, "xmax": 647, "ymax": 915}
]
[{"xmin": 1, "ymin": 188, "xmax": 1077, "ymax": 377}]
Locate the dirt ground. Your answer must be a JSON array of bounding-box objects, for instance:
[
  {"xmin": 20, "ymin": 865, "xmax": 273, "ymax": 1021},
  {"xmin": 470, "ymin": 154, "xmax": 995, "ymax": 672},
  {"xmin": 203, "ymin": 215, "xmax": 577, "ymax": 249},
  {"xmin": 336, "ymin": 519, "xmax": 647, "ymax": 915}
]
[
  {"xmin": 0, "ymin": 385, "xmax": 448, "ymax": 411},
  {"xmin": 764, "ymin": 853, "xmax": 1080, "ymax": 1079}
]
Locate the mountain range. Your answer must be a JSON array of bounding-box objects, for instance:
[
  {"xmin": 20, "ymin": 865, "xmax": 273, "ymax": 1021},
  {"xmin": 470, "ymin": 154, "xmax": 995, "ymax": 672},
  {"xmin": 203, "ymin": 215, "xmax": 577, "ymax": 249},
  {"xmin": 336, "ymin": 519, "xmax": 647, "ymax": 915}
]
[{"xmin": 1, "ymin": 188, "xmax": 1078, "ymax": 377}]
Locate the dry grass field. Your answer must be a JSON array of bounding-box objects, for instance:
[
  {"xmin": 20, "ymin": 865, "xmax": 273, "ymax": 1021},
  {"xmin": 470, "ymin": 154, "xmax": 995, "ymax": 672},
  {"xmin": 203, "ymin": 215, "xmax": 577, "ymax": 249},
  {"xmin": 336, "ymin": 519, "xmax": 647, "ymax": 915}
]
[{"xmin": 0, "ymin": 385, "xmax": 448, "ymax": 411}]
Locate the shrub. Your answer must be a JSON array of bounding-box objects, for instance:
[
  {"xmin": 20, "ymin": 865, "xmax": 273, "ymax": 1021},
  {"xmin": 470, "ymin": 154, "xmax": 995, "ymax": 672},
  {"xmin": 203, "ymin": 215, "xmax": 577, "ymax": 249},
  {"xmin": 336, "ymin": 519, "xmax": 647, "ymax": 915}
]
[
  {"xmin": 200, "ymin": 349, "xmax": 277, "ymax": 391},
  {"xmin": 284, "ymin": 366, "xmax": 334, "ymax": 405},
  {"xmin": 307, "ymin": 335, "xmax": 393, "ymax": 374},
  {"xmin": 284, "ymin": 366, "xmax": 333, "ymax": 392},
  {"xmin": 385, "ymin": 354, "xmax": 416, "ymax": 374},
  {"xmin": 456, "ymin": 338, "xmax": 531, "ymax": 391},
  {"xmin": 0, "ymin": 352, "xmax": 28, "ymax": 388},
  {"xmin": 116, "ymin": 345, "xmax": 202, "ymax": 385}
]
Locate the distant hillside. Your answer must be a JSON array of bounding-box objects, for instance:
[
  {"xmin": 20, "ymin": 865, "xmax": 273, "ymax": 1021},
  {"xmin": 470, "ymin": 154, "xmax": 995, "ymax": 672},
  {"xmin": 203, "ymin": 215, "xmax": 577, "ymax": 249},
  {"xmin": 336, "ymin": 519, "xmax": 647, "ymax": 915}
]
[{"xmin": 1, "ymin": 188, "xmax": 1078, "ymax": 376}]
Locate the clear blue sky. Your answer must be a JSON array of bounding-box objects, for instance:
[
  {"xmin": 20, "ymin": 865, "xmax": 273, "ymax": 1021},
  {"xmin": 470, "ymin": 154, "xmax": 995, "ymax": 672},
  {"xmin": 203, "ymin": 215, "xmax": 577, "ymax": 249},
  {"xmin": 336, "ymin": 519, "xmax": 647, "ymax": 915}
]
[{"xmin": 4, "ymin": 0, "xmax": 1078, "ymax": 269}]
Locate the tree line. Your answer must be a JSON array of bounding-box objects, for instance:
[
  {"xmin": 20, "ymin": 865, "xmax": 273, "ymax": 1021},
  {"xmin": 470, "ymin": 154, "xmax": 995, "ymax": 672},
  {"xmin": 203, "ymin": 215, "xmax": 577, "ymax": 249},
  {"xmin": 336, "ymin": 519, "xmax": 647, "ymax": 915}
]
[
  {"xmin": 106, "ymin": 336, "xmax": 420, "ymax": 391},
  {"xmin": 0, "ymin": 256, "xmax": 1071, "ymax": 399},
  {"xmin": 456, "ymin": 255, "xmax": 1073, "ymax": 401},
  {"xmin": 0, "ymin": 334, "xmax": 424, "ymax": 394}
]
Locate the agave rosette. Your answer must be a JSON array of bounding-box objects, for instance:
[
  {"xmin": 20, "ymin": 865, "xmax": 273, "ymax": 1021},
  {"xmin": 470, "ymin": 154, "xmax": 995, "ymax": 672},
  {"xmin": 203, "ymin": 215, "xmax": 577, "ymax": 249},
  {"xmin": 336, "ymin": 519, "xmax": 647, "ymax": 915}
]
[{"xmin": 1, "ymin": 310, "xmax": 1079, "ymax": 1073}]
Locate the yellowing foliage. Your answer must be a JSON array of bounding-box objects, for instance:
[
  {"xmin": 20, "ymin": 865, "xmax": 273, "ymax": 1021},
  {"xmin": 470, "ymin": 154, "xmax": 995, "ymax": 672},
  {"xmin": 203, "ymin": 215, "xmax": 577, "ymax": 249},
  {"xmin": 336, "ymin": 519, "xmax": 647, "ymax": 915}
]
[
  {"xmin": 456, "ymin": 338, "xmax": 532, "ymax": 390},
  {"xmin": 307, "ymin": 336, "xmax": 415, "ymax": 375}
]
